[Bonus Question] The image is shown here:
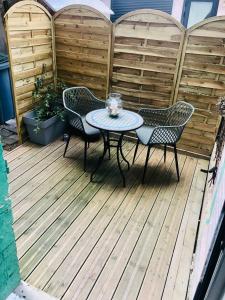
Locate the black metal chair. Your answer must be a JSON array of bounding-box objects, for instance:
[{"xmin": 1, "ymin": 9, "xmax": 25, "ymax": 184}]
[
  {"xmin": 63, "ymin": 87, "xmax": 105, "ymax": 171},
  {"xmin": 133, "ymin": 101, "xmax": 194, "ymax": 183}
]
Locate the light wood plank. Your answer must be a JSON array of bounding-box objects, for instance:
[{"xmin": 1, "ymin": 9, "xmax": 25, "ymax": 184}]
[
  {"xmin": 87, "ymin": 152, "xmax": 177, "ymax": 300},
  {"xmin": 11, "ymin": 138, "xmax": 80, "ymax": 208},
  {"xmin": 17, "ymin": 144, "xmax": 133, "ymax": 276},
  {"xmin": 26, "ymin": 143, "xmax": 139, "ymax": 289},
  {"xmin": 112, "ymin": 155, "xmax": 187, "ymax": 300},
  {"xmin": 44, "ymin": 148, "xmax": 164, "ymax": 299},
  {"xmin": 137, "ymin": 157, "xmax": 197, "ymax": 299},
  {"xmin": 162, "ymin": 159, "xmax": 208, "ymax": 300}
]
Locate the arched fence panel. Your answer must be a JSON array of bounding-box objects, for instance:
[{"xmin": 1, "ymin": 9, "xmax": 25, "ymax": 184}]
[
  {"xmin": 54, "ymin": 5, "xmax": 112, "ymax": 99},
  {"xmin": 111, "ymin": 9, "xmax": 185, "ymax": 111},
  {"xmin": 4, "ymin": 2, "xmax": 225, "ymax": 158},
  {"xmin": 174, "ymin": 17, "xmax": 225, "ymax": 157},
  {"xmin": 4, "ymin": 0, "xmax": 55, "ymax": 141}
]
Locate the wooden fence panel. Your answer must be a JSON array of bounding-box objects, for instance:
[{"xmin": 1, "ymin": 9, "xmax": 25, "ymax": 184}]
[
  {"xmin": 174, "ymin": 17, "xmax": 225, "ymax": 157},
  {"xmin": 111, "ymin": 9, "xmax": 185, "ymax": 111},
  {"xmin": 54, "ymin": 5, "xmax": 112, "ymax": 100},
  {"xmin": 4, "ymin": 3, "xmax": 223, "ymax": 158},
  {"xmin": 4, "ymin": 0, "xmax": 55, "ymax": 141}
]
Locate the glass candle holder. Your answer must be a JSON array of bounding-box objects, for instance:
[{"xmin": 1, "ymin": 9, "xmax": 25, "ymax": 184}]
[{"xmin": 106, "ymin": 93, "xmax": 123, "ymax": 117}]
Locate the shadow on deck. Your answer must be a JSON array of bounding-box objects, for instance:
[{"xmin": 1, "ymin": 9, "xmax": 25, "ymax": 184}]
[{"xmin": 4, "ymin": 137, "xmax": 208, "ymax": 300}]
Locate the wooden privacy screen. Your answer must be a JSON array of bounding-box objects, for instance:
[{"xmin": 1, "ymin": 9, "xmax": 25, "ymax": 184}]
[
  {"xmin": 111, "ymin": 10, "xmax": 185, "ymax": 111},
  {"xmin": 175, "ymin": 17, "xmax": 225, "ymax": 157},
  {"xmin": 54, "ymin": 5, "xmax": 112, "ymax": 99},
  {"xmin": 4, "ymin": 0, "xmax": 54, "ymax": 140},
  {"xmin": 4, "ymin": 2, "xmax": 223, "ymax": 157}
]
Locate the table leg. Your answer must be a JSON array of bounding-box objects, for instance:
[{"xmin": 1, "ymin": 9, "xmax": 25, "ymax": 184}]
[
  {"xmin": 117, "ymin": 133, "xmax": 126, "ymax": 187},
  {"xmin": 91, "ymin": 131, "xmax": 127, "ymax": 187},
  {"xmin": 107, "ymin": 131, "xmax": 111, "ymax": 160},
  {"xmin": 119, "ymin": 139, "xmax": 130, "ymax": 171}
]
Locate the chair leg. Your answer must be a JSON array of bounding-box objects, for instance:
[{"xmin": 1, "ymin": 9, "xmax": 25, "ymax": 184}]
[
  {"xmin": 107, "ymin": 131, "xmax": 111, "ymax": 160},
  {"xmin": 174, "ymin": 144, "xmax": 180, "ymax": 182},
  {"xmin": 108, "ymin": 147, "xmax": 111, "ymax": 160},
  {"xmin": 63, "ymin": 134, "xmax": 71, "ymax": 158},
  {"xmin": 84, "ymin": 141, "xmax": 88, "ymax": 172},
  {"xmin": 142, "ymin": 146, "xmax": 151, "ymax": 184},
  {"xmin": 164, "ymin": 144, "xmax": 167, "ymax": 163},
  {"xmin": 133, "ymin": 139, "xmax": 140, "ymax": 164}
]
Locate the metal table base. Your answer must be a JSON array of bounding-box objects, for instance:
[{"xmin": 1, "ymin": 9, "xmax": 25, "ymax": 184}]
[{"xmin": 90, "ymin": 131, "xmax": 130, "ymax": 187}]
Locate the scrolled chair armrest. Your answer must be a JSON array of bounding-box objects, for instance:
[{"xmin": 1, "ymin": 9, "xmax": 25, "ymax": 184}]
[{"xmin": 149, "ymin": 125, "xmax": 184, "ymax": 145}]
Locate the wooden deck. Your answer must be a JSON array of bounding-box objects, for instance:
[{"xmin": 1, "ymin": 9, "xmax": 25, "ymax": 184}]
[{"xmin": 5, "ymin": 137, "xmax": 208, "ymax": 300}]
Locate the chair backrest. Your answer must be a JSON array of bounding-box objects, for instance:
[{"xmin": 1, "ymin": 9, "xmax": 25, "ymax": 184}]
[
  {"xmin": 150, "ymin": 101, "xmax": 194, "ymax": 145},
  {"xmin": 166, "ymin": 101, "xmax": 194, "ymax": 127},
  {"xmin": 63, "ymin": 87, "xmax": 100, "ymax": 116}
]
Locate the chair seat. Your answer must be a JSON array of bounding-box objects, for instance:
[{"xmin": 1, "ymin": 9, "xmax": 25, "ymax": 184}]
[
  {"xmin": 69, "ymin": 116, "xmax": 100, "ymax": 137},
  {"xmin": 137, "ymin": 126, "xmax": 155, "ymax": 145},
  {"xmin": 81, "ymin": 117, "xmax": 100, "ymax": 136}
]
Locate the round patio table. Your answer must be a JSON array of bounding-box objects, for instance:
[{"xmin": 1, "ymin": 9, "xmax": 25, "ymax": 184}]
[{"xmin": 86, "ymin": 108, "xmax": 143, "ymax": 187}]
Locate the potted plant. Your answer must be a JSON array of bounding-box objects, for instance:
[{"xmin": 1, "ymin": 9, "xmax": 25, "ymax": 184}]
[{"xmin": 23, "ymin": 72, "xmax": 67, "ymax": 145}]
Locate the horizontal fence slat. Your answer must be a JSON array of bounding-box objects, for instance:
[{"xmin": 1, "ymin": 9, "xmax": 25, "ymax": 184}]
[
  {"xmin": 114, "ymin": 44, "xmax": 179, "ymax": 58},
  {"xmin": 5, "ymin": 1, "xmax": 54, "ymax": 142},
  {"xmin": 112, "ymin": 9, "xmax": 184, "ymax": 122},
  {"xmin": 55, "ymin": 37, "xmax": 109, "ymax": 50},
  {"xmin": 56, "ymin": 50, "xmax": 108, "ymax": 65},
  {"xmin": 113, "ymin": 58, "xmax": 176, "ymax": 74},
  {"xmin": 174, "ymin": 17, "xmax": 225, "ymax": 157},
  {"xmin": 5, "ymin": 3, "xmax": 223, "ymax": 158},
  {"xmin": 54, "ymin": 5, "xmax": 111, "ymax": 99}
]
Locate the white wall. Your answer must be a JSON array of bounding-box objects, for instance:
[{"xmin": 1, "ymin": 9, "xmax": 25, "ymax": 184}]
[
  {"xmin": 172, "ymin": 0, "xmax": 185, "ymax": 22},
  {"xmin": 101, "ymin": 0, "xmax": 111, "ymax": 8},
  {"xmin": 217, "ymin": 0, "xmax": 225, "ymax": 15},
  {"xmin": 0, "ymin": 14, "xmax": 7, "ymax": 54},
  {"xmin": 172, "ymin": 0, "xmax": 225, "ymax": 23}
]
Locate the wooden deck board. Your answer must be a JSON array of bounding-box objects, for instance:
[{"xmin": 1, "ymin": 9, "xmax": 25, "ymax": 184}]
[
  {"xmin": 43, "ymin": 148, "xmax": 162, "ymax": 299},
  {"xmin": 162, "ymin": 158, "xmax": 208, "ymax": 300},
  {"xmin": 112, "ymin": 154, "xmax": 187, "ymax": 300},
  {"xmin": 12, "ymin": 139, "xmax": 98, "ymax": 214},
  {"xmin": 18, "ymin": 143, "xmax": 134, "ymax": 277},
  {"xmin": 27, "ymin": 143, "xmax": 140, "ymax": 293},
  {"xmin": 87, "ymin": 152, "xmax": 176, "ymax": 300},
  {"xmin": 6, "ymin": 138, "xmax": 208, "ymax": 300},
  {"xmin": 137, "ymin": 156, "xmax": 198, "ymax": 300}
]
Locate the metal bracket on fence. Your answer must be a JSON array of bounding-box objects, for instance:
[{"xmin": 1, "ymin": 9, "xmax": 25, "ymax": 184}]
[{"xmin": 201, "ymin": 166, "xmax": 217, "ymax": 185}]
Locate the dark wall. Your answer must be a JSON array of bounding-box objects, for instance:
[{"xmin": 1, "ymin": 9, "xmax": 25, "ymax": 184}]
[
  {"xmin": 0, "ymin": 0, "xmax": 7, "ymax": 54},
  {"xmin": 111, "ymin": 0, "xmax": 173, "ymax": 21}
]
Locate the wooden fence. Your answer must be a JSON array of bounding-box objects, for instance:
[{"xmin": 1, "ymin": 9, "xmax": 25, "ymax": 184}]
[
  {"xmin": 4, "ymin": 0, "xmax": 55, "ymax": 141},
  {"xmin": 111, "ymin": 10, "xmax": 185, "ymax": 111},
  {"xmin": 54, "ymin": 5, "xmax": 112, "ymax": 100},
  {"xmin": 4, "ymin": 1, "xmax": 224, "ymax": 157},
  {"xmin": 175, "ymin": 17, "xmax": 225, "ymax": 157}
]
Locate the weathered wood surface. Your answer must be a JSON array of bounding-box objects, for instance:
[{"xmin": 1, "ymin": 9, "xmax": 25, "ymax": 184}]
[
  {"xmin": 7, "ymin": 138, "xmax": 208, "ymax": 300},
  {"xmin": 4, "ymin": 3, "xmax": 223, "ymax": 157},
  {"xmin": 174, "ymin": 17, "xmax": 225, "ymax": 157},
  {"xmin": 54, "ymin": 5, "xmax": 112, "ymax": 99},
  {"xmin": 111, "ymin": 10, "xmax": 185, "ymax": 111},
  {"xmin": 4, "ymin": 0, "xmax": 55, "ymax": 141}
]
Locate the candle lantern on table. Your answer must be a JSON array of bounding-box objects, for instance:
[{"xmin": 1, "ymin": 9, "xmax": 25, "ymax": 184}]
[{"xmin": 106, "ymin": 93, "xmax": 123, "ymax": 117}]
